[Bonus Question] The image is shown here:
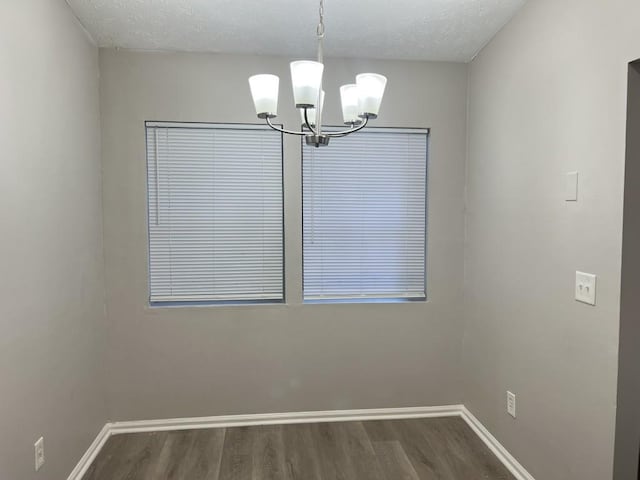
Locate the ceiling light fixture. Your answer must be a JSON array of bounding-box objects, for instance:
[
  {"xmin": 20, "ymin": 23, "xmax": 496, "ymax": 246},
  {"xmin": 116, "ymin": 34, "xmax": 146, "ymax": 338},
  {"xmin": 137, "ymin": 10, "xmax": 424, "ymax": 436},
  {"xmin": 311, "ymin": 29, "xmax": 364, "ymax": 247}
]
[{"xmin": 248, "ymin": 0, "xmax": 387, "ymax": 147}]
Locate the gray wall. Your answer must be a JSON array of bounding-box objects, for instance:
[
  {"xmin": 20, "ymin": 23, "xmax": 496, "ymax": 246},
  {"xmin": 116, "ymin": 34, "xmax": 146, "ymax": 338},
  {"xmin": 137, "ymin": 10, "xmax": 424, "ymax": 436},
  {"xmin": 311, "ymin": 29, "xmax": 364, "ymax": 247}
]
[
  {"xmin": 614, "ymin": 60, "xmax": 640, "ymax": 480},
  {"xmin": 99, "ymin": 50, "xmax": 468, "ymax": 421},
  {"xmin": 463, "ymin": 0, "xmax": 640, "ymax": 479},
  {"xmin": 0, "ymin": 1, "xmax": 107, "ymax": 479}
]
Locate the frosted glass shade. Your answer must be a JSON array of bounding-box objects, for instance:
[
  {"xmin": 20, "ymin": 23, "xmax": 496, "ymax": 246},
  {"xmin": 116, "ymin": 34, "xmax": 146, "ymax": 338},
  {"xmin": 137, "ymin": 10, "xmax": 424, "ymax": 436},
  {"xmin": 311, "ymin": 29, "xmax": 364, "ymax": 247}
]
[
  {"xmin": 300, "ymin": 90, "xmax": 324, "ymax": 126},
  {"xmin": 356, "ymin": 73, "xmax": 387, "ymax": 118},
  {"xmin": 290, "ymin": 61, "xmax": 324, "ymax": 108},
  {"xmin": 340, "ymin": 84, "xmax": 360, "ymax": 124},
  {"xmin": 248, "ymin": 74, "xmax": 279, "ymax": 118}
]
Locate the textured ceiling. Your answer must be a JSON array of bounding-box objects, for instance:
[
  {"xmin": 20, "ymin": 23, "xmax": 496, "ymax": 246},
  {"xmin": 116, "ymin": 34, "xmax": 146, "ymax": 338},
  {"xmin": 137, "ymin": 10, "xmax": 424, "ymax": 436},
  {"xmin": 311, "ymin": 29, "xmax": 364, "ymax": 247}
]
[{"xmin": 66, "ymin": 0, "xmax": 527, "ymax": 62}]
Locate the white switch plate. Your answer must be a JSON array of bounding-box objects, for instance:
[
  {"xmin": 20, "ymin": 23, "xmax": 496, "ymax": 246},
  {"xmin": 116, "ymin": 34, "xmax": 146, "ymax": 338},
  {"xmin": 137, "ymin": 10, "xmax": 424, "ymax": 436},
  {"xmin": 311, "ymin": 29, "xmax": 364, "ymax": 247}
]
[
  {"xmin": 575, "ymin": 271, "xmax": 597, "ymax": 305},
  {"xmin": 507, "ymin": 391, "xmax": 516, "ymax": 418},
  {"xmin": 34, "ymin": 437, "xmax": 44, "ymax": 471},
  {"xmin": 565, "ymin": 171, "xmax": 579, "ymax": 201}
]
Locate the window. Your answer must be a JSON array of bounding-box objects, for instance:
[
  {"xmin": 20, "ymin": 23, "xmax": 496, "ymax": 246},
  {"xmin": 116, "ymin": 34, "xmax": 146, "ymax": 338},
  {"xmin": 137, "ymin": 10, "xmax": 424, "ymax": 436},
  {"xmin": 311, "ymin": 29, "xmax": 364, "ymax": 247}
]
[
  {"xmin": 146, "ymin": 122, "xmax": 284, "ymax": 305},
  {"xmin": 302, "ymin": 128, "xmax": 428, "ymax": 302}
]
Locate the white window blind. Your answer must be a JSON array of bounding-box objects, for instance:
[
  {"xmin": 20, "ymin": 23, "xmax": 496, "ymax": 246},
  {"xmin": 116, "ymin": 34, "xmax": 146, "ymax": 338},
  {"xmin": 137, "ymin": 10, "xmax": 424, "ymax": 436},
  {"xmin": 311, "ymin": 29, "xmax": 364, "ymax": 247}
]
[
  {"xmin": 303, "ymin": 128, "xmax": 428, "ymax": 301},
  {"xmin": 146, "ymin": 122, "xmax": 284, "ymax": 304}
]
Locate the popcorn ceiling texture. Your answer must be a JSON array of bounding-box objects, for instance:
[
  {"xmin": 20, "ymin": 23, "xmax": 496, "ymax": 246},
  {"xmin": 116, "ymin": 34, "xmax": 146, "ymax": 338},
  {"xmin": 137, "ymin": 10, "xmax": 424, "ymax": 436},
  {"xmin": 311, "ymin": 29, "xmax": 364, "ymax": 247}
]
[{"xmin": 66, "ymin": 0, "xmax": 526, "ymax": 62}]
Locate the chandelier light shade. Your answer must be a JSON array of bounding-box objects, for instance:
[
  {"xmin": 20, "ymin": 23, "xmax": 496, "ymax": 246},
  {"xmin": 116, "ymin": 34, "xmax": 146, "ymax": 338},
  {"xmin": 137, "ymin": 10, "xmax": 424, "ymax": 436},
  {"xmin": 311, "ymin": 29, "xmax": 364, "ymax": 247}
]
[
  {"xmin": 356, "ymin": 73, "xmax": 388, "ymax": 118},
  {"xmin": 248, "ymin": 74, "xmax": 279, "ymax": 118},
  {"xmin": 248, "ymin": 0, "xmax": 387, "ymax": 147},
  {"xmin": 339, "ymin": 84, "xmax": 360, "ymax": 125},
  {"xmin": 290, "ymin": 61, "xmax": 324, "ymax": 108},
  {"xmin": 300, "ymin": 90, "xmax": 325, "ymax": 126}
]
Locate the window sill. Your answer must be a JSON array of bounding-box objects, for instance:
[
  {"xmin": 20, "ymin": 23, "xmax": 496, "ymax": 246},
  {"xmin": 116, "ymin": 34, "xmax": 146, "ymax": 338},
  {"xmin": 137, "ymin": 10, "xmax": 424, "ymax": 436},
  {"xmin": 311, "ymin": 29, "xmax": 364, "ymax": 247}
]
[
  {"xmin": 148, "ymin": 299, "xmax": 285, "ymax": 308},
  {"xmin": 303, "ymin": 297, "xmax": 427, "ymax": 305}
]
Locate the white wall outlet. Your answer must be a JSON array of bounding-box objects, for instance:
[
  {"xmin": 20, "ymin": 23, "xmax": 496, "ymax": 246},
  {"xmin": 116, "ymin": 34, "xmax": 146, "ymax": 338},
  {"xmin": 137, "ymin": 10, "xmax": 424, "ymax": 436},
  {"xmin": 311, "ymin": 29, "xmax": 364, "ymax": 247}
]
[
  {"xmin": 34, "ymin": 437, "xmax": 44, "ymax": 471},
  {"xmin": 565, "ymin": 171, "xmax": 579, "ymax": 201},
  {"xmin": 507, "ymin": 391, "xmax": 516, "ymax": 418},
  {"xmin": 575, "ymin": 271, "xmax": 597, "ymax": 305}
]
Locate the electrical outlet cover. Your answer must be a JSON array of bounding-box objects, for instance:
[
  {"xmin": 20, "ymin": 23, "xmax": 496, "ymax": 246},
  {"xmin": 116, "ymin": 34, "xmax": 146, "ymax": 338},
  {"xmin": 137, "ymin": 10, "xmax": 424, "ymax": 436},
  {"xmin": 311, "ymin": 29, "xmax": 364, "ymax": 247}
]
[
  {"xmin": 507, "ymin": 391, "xmax": 516, "ymax": 418},
  {"xmin": 34, "ymin": 437, "xmax": 44, "ymax": 471}
]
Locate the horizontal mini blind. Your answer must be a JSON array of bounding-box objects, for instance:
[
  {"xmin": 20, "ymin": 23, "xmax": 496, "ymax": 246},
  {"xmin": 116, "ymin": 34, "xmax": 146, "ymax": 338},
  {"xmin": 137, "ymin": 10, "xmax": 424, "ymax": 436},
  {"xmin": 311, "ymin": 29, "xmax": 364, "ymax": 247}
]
[
  {"xmin": 146, "ymin": 122, "xmax": 283, "ymax": 303},
  {"xmin": 303, "ymin": 128, "xmax": 428, "ymax": 301}
]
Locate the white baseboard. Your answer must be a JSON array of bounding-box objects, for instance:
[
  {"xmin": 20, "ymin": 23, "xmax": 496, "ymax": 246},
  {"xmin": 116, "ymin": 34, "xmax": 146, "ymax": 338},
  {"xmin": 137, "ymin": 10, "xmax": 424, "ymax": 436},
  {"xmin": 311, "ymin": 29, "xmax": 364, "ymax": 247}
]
[
  {"xmin": 109, "ymin": 404, "xmax": 463, "ymax": 434},
  {"xmin": 460, "ymin": 406, "xmax": 535, "ymax": 480},
  {"xmin": 66, "ymin": 423, "xmax": 112, "ymax": 480},
  {"xmin": 68, "ymin": 404, "xmax": 535, "ymax": 480}
]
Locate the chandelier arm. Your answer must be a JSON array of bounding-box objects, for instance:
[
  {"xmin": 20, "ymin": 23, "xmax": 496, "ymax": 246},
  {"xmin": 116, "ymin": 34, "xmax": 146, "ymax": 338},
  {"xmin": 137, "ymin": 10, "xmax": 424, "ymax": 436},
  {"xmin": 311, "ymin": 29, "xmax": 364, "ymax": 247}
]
[
  {"xmin": 265, "ymin": 117, "xmax": 307, "ymax": 136},
  {"xmin": 325, "ymin": 116, "xmax": 370, "ymax": 138},
  {"xmin": 303, "ymin": 107, "xmax": 318, "ymax": 135},
  {"xmin": 325, "ymin": 131, "xmax": 354, "ymax": 138}
]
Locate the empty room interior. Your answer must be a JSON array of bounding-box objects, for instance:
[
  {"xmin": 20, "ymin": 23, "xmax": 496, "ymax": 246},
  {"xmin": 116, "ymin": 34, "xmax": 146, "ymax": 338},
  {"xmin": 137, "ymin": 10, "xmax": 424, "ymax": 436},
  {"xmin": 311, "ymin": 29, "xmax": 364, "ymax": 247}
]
[{"xmin": 2, "ymin": 0, "xmax": 640, "ymax": 479}]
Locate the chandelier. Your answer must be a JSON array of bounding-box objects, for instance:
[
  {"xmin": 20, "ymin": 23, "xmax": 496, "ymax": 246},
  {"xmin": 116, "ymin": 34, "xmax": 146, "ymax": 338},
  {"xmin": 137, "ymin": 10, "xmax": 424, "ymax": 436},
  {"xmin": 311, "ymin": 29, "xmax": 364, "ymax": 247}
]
[{"xmin": 248, "ymin": 0, "xmax": 387, "ymax": 147}]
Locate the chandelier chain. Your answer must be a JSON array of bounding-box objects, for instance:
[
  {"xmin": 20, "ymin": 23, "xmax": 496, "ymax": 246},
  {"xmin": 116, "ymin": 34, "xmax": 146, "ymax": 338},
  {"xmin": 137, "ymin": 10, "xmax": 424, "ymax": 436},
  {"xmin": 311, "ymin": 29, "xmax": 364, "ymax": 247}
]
[{"xmin": 317, "ymin": 0, "xmax": 325, "ymax": 38}]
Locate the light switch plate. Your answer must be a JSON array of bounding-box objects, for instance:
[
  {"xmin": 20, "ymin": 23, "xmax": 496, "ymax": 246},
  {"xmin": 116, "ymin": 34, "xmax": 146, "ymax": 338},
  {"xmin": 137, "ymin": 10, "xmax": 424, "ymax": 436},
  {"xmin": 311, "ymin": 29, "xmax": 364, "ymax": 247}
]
[
  {"xmin": 565, "ymin": 171, "xmax": 579, "ymax": 201},
  {"xmin": 575, "ymin": 271, "xmax": 597, "ymax": 305}
]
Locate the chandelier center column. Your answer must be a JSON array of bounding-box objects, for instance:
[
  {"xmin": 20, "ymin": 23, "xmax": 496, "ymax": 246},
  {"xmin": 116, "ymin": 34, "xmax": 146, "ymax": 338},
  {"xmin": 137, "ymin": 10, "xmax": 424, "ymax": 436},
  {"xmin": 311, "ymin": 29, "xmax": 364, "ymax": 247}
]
[{"xmin": 315, "ymin": 0, "xmax": 325, "ymax": 137}]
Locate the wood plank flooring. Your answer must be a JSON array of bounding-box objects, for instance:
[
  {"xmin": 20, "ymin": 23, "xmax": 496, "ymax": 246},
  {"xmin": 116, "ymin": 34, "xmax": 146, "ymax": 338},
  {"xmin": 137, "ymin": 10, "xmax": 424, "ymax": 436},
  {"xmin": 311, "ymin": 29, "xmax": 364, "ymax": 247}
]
[{"xmin": 83, "ymin": 417, "xmax": 515, "ymax": 480}]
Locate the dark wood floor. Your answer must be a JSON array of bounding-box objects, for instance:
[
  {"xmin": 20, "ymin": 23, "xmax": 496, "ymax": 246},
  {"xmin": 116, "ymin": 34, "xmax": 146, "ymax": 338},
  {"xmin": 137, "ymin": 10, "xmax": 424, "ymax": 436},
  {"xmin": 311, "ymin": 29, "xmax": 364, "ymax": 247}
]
[{"xmin": 83, "ymin": 416, "xmax": 515, "ymax": 480}]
